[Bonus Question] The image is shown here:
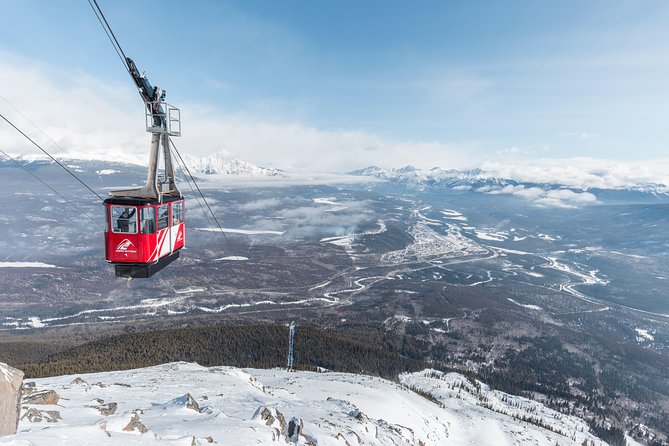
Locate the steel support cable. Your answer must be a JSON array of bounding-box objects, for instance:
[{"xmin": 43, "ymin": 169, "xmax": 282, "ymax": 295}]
[
  {"xmin": 0, "ymin": 147, "xmax": 101, "ymax": 227},
  {"xmin": 0, "ymin": 94, "xmax": 70, "ymax": 156},
  {"xmin": 169, "ymin": 145, "xmax": 215, "ymax": 231},
  {"xmin": 169, "ymin": 142, "xmax": 302, "ymax": 337},
  {"xmin": 86, "ymin": 0, "xmax": 130, "ymax": 73},
  {"xmin": 0, "ymin": 112, "xmax": 104, "ymax": 201},
  {"xmin": 169, "ymin": 139, "xmax": 238, "ymax": 255},
  {"xmin": 170, "ymin": 145, "xmax": 306, "ymax": 345}
]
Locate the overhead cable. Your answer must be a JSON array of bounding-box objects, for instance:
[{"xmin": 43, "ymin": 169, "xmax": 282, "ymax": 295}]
[
  {"xmin": 0, "ymin": 94, "xmax": 70, "ymax": 156},
  {"xmin": 86, "ymin": 0, "xmax": 130, "ymax": 73},
  {"xmin": 169, "ymin": 139, "xmax": 239, "ymax": 253},
  {"xmin": 0, "ymin": 112, "xmax": 104, "ymax": 201},
  {"xmin": 0, "ymin": 147, "xmax": 101, "ymax": 226}
]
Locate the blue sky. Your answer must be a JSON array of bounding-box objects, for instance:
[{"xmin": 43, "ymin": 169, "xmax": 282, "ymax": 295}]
[{"xmin": 1, "ymin": 0, "xmax": 668, "ymax": 172}]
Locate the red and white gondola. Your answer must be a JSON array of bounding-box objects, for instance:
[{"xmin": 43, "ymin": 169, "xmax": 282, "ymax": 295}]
[{"xmin": 103, "ymin": 57, "xmax": 185, "ymax": 278}]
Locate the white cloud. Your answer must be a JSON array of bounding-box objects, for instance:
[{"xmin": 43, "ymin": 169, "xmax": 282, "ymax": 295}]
[
  {"xmin": 0, "ymin": 51, "xmax": 475, "ymax": 172},
  {"xmin": 494, "ymin": 145, "xmax": 552, "ymax": 156},
  {"xmin": 559, "ymin": 132, "xmax": 598, "ymax": 140},
  {"xmin": 482, "ymin": 158, "xmax": 669, "ymax": 191},
  {"xmin": 480, "ymin": 183, "xmax": 598, "ymax": 208},
  {"xmin": 238, "ymin": 197, "xmax": 292, "ymax": 211}
]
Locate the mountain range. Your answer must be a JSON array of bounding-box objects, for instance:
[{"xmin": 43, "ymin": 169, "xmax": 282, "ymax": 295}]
[{"xmin": 350, "ymin": 165, "xmax": 669, "ymax": 196}]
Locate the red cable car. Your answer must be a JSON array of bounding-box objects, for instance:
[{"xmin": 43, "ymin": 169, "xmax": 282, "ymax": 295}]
[{"xmin": 103, "ymin": 57, "xmax": 185, "ymax": 278}]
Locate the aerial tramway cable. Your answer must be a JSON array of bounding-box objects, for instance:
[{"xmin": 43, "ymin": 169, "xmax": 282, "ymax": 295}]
[
  {"xmin": 0, "ymin": 112, "xmax": 104, "ymax": 201},
  {"xmin": 88, "ymin": 0, "xmax": 238, "ymax": 255},
  {"xmin": 87, "ymin": 0, "xmax": 130, "ymax": 73},
  {"xmin": 0, "ymin": 147, "xmax": 101, "ymax": 226},
  {"xmin": 170, "ymin": 149, "xmax": 216, "ymax": 231},
  {"xmin": 0, "ymin": 94, "xmax": 70, "ymax": 156},
  {"xmin": 169, "ymin": 140, "xmax": 239, "ymax": 253}
]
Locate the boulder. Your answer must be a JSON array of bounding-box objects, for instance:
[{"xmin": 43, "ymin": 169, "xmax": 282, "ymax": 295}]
[
  {"xmin": 0, "ymin": 362, "xmax": 24, "ymax": 436},
  {"xmin": 23, "ymin": 390, "xmax": 59, "ymax": 405},
  {"xmin": 185, "ymin": 393, "xmax": 200, "ymax": 412},
  {"xmin": 98, "ymin": 402, "xmax": 118, "ymax": 416},
  {"xmin": 86, "ymin": 402, "xmax": 118, "ymax": 416},
  {"xmin": 123, "ymin": 412, "xmax": 149, "ymax": 433},
  {"xmin": 286, "ymin": 417, "xmax": 303, "ymax": 442},
  {"xmin": 20, "ymin": 408, "xmax": 61, "ymax": 423},
  {"xmin": 252, "ymin": 406, "xmax": 286, "ymax": 431}
]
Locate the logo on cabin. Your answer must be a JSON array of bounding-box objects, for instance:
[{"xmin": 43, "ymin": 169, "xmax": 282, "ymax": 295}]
[
  {"xmin": 116, "ymin": 239, "xmax": 137, "ymax": 254},
  {"xmin": 176, "ymin": 229, "xmax": 184, "ymax": 243}
]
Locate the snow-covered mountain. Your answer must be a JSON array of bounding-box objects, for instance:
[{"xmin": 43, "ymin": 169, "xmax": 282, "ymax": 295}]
[
  {"xmin": 352, "ymin": 165, "xmax": 669, "ymax": 194},
  {"xmin": 184, "ymin": 152, "xmax": 285, "ymax": 177},
  {"xmin": 0, "ymin": 151, "xmax": 286, "ymax": 178},
  {"xmin": 4, "ymin": 362, "xmax": 622, "ymax": 446},
  {"xmin": 351, "ymin": 165, "xmax": 669, "ymax": 208},
  {"xmin": 350, "ymin": 165, "xmax": 513, "ymax": 190}
]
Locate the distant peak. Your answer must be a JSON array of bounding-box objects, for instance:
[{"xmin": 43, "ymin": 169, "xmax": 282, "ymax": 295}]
[{"xmin": 183, "ymin": 153, "xmax": 285, "ymax": 177}]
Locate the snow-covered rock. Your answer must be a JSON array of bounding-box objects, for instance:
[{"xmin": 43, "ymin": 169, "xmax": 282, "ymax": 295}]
[{"xmin": 0, "ymin": 362, "xmax": 613, "ymax": 445}]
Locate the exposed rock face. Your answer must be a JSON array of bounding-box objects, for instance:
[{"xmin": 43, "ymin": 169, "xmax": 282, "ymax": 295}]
[
  {"xmin": 123, "ymin": 412, "xmax": 148, "ymax": 433},
  {"xmin": 85, "ymin": 402, "xmax": 118, "ymax": 416},
  {"xmin": 98, "ymin": 402, "xmax": 118, "ymax": 416},
  {"xmin": 20, "ymin": 382, "xmax": 36, "ymax": 396},
  {"xmin": 22, "ymin": 390, "xmax": 60, "ymax": 405},
  {"xmin": 252, "ymin": 406, "xmax": 287, "ymax": 431},
  {"xmin": 184, "ymin": 393, "xmax": 200, "ymax": 412},
  {"xmin": 286, "ymin": 416, "xmax": 303, "ymax": 441},
  {"xmin": 20, "ymin": 408, "xmax": 62, "ymax": 423},
  {"xmin": 0, "ymin": 362, "xmax": 24, "ymax": 436}
]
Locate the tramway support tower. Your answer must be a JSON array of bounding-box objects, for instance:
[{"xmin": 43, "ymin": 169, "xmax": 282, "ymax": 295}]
[{"xmin": 103, "ymin": 57, "xmax": 185, "ymax": 278}]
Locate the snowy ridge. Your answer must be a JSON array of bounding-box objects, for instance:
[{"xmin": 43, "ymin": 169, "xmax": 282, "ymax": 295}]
[
  {"xmin": 3, "ymin": 362, "xmax": 614, "ymax": 446},
  {"xmin": 183, "ymin": 152, "xmax": 285, "ymax": 177},
  {"xmin": 351, "ymin": 165, "xmax": 509, "ymax": 190},
  {"xmin": 351, "ymin": 165, "xmax": 669, "ymax": 196}
]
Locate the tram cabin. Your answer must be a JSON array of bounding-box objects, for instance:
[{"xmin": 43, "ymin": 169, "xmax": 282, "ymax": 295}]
[{"xmin": 103, "ymin": 196, "xmax": 185, "ymax": 278}]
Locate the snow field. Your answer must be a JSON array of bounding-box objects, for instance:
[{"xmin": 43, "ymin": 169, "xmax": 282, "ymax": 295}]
[{"xmin": 2, "ymin": 363, "xmax": 613, "ymax": 445}]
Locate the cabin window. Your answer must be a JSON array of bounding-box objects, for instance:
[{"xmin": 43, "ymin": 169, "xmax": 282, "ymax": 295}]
[
  {"xmin": 140, "ymin": 208, "xmax": 156, "ymax": 234},
  {"xmin": 111, "ymin": 206, "xmax": 137, "ymax": 233},
  {"xmin": 157, "ymin": 204, "xmax": 169, "ymax": 230},
  {"xmin": 172, "ymin": 201, "xmax": 184, "ymax": 225}
]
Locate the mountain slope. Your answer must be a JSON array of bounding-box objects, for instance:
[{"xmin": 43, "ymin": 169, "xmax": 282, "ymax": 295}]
[{"xmin": 4, "ymin": 362, "xmax": 617, "ymax": 446}]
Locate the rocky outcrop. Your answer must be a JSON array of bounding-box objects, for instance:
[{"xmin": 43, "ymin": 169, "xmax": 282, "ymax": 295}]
[
  {"xmin": 123, "ymin": 412, "xmax": 148, "ymax": 433},
  {"xmin": 286, "ymin": 417, "xmax": 303, "ymax": 442},
  {"xmin": 253, "ymin": 406, "xmax": 286, "ymax": 431},
  {"xmin": 20, "ymin": 408, "xmax": 61, "ymax": 423},
  {"xmin": 22, "ymin": 390, "xmax": 59, "ymax": 405},
  {"xmin": 85, "ymin": 401, "xmax": 118, "ymax": 416},
  {"xmin": 0, "ymin": 363, "xmax": 24, "ymax": 436},
  {"xmin": 184, "ymin": 393, "xmax": 200, "ymax": 412},
  {"xmin": 98, "ymin": 402, "xmax": 118, "ymax": 416},
  {"xmin": 20, "ymin": 382, "xmax": 36, "ymax": 396}
]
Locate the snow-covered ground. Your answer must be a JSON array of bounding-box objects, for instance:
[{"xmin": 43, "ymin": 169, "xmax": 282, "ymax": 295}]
[
  {"xmin": 195, "ymin": 227, "xmax": 284, "ymax": 235},
  {"xmin": 2, "ymin": 362, "xmax": 611, "ymax": 446},
  {"xmin": 0, "ymin": 262, "xmax": 60, "ymax": 268}
]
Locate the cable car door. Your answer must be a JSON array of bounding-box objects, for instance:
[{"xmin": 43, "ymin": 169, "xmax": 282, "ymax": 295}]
[{"xmin": 156, "ymin": 203, "xmax": 172, "ymax": 260}]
